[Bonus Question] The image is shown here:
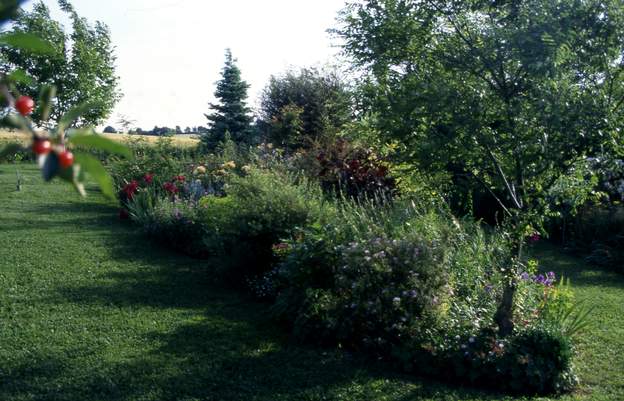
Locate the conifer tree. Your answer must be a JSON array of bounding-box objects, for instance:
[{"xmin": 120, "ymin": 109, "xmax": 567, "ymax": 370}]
[{"xmin": 202, "ymin": 49, "xmax": 253, "ymax": 149}]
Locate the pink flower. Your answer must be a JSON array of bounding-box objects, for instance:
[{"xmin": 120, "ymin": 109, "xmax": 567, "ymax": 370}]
[{"xmin": 143, "ymin": 173, "xmax": 154, "ymax": 184}]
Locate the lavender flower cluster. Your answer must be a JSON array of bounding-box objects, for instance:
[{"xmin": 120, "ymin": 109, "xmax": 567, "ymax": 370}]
[{"xmin": 520, "ymin": 271, "xmax": 556, "ymax": 286}]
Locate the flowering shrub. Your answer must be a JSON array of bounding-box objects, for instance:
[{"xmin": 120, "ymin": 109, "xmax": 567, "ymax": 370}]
[
  {"xmin": 272, "ymin": 201, "xmax": 461, "ymax": 346},
  {"xmin": 111, "ymin": 145, "xmax": 581, "ymax": 395},
  {"xmin": 263, "ymin": 197, "xmax": 579, "ymax": 394},
  {"xmin": 295, "ymin": 138, "xmax": 396, "ymax": 199},
  {"xmin": 301, "ymin": 235, "xmax": 448, "ymax": 353},
  {"xmin": 128, "ymin": 196, "xmax": 207, "ymax": 257},
  {"xmin": 407, "ymin": 327, "xmax": 577, "ymax": 394}
]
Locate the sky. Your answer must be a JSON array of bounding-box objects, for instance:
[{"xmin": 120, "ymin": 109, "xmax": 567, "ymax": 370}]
[{"xmin": 26, "ymin": 0, "xmax": 347, "ymax": 130}]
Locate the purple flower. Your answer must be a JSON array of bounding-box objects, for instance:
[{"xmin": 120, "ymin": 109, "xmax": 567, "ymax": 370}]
[
  {"xmin": 528, "ymin": 232, "xmax": 541, "ymax": 243},
  {"xmin": 520, "ymin": 272, "xmax": 530, "ymax": 281}
]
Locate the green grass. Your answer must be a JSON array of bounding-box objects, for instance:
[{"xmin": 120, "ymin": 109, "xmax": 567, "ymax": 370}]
[{"xmin": 0, "ymin": 164, "xmax": 622, "ymax": 401}]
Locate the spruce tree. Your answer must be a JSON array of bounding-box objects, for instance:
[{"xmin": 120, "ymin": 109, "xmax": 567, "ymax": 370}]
[{"xmin": 203, "ymin": 49, "xmax": 253, "ymax": 149}]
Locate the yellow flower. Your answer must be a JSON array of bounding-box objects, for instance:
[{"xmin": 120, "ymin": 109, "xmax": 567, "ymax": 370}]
[
  {"xmin": 222, "ymin": 161, "xmax": 236, "ymax": 169},
  {"xmin": 193, "ymin": 165, "xmax": 207, "ymax": 175}
]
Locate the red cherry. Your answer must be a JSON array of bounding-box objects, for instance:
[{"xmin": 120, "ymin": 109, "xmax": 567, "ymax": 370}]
[
  {"xmin": 58, "ymin": 150, "xmax": 74, "ymax": 169},
  {"xmin": 15, "ymin": 96, "xmax": 35, "ymax": 116},
  {"xmin": 32, "ymin": 140, "xmax": 52, "ymax": 155}
]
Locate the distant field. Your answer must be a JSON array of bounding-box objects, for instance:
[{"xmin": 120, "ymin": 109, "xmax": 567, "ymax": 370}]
[{"xmin": 0, "ymin": 130, "xmax": 200, "ymax": 147}]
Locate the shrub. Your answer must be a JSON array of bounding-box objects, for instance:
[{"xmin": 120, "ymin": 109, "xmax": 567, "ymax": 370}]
[
  {"xmin": 128, "ymin": 195, "xmax": 208, "ymax": 257},
  {"xmin": 418, "ymin": 327, "xmax": 576, "ymax": 395},
  {"xmin": 295, "ymin": 138, "xmax": 396, "ymax": 199},
  {"xmin": 503, "ymin": 328, "xmax": 577, "ymax": 394},
  {"xmin": 322, "ymin": 235, "xmax": 448, "ymax": 353},
  {"xmin": 212, "ymin": 169, "xmax": 326, "ymax": 284},
  {"xmin": 272, "ymin": 200, "xmax": 461, "ymax": 350},
  {"xmin": 111, "ymin": 137, "xmax": 191, "ymax": 194},
  {"xmin": 126, "ymin": 166, "xmax": 329, "ymax": 286}
]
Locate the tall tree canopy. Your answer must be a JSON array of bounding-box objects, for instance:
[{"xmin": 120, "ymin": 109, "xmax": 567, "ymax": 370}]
[
  {"xmin": 335, "ymin": 0, "xmax": 624, "ymax": 335},
  {"xmin": 0, "ymin": 0, "xmax": 120, "ymax": 126},
  {"xmin": 202, "ymin": 49, "xmax": 253, "ymax": 149},
  {"xmin": 259, "ymin": 67, "xmax": 352, "ymax": 150}
]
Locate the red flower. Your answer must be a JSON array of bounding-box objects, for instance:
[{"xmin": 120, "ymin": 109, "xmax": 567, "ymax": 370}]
[
  {"xmin": 174, "ymin": 175, "xmax": 185, "ymax": 182},
  {"xmin": 122, "ymin": 180, "xmax": 139, "ymax": 200},
  {"xmin": 348, "ymin": 159, "xmax": 360, "ymax": 170},
  {"xmin": 143, "ymin": 173, "xmax": 154, "ymax": 184},
  {"xmin": 163, "ymin": 181, "xmax": 179, "ymax": 194}
]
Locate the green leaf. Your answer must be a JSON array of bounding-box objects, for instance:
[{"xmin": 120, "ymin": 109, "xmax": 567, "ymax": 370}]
[
  {"xmin": 68, "ymin": 132, "xmax": 132, "ymax": 158},
  {"xmin": 38, "ymin": 85, "xmax": 57, "ymax": 122},
  {"xmin": 74, "ymin": 152, "xmax": 115, "ymax": 199},
  {"xmin": 58, "ymin": 101, "xmax": 102, "ymax": 133},
  {"xmin": 1, "ymin": 114, "xmax": 25, "ymax": 130},
  {"xmin": 0, "ymin": 32, "xmax": 55, "ymax": 54},
  {"xmin": 7, "ymin": 69, "xmax": 34, "ymax": 85},
  {"xmin": 0, "ymin": 143, "xmax": 24, "ymax": 161}
]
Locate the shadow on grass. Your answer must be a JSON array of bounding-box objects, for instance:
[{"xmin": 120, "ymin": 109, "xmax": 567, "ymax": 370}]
[
  {"xmin": 531, "ymin": 242, "xmax": 624, "ymax": 290},
  {"xmin": 1, "ymin": 201, "xmax": 120, "ymax": 233}
]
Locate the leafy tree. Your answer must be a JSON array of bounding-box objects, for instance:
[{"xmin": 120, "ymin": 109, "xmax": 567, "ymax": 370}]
[
  {"xmin": 266, "ymin": 103, "xmax": 304, "ymax": 149},
  {"xmin": 0, "ymin": 0, "xmax": 120, "ymax": 126},
  {"xmin": 103, "ymin": 125, "xmax": 117, "ymax": 133},
  {"xmin": 259, "ymin": 67, "xmax": 352, "ymax": 149},
  {"xmin": 335, "ymin": 0, "xmax": 624, "ymax": 335},
  {"xmin": 202, "ymin": 49, "xmax": 253, "ymax": 149}
]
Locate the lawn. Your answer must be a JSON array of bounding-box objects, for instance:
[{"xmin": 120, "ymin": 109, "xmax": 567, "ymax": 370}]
[{"xmin": 0, "ymin": 164, "xmax": 622, "ymax": 401}]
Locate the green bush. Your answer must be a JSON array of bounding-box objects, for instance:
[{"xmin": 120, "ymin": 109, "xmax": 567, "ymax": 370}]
[
  {"xmin": 212, "ymin": 169, "xmax": 326, "ymax": 284},
  {"xmin": 127, "ymin": 166, "xmax": 328, "ymax": 286},
  {"xmin": 416, "ymin": 327, "xmax": 576, "ymax": 395},
  {"xmin": 272, "ymin": 200, "xmax": 479, "ymax": 348},
  {"xmin": 504, "ymin": 328, "xmax": 577, "ymax": 394},
  {"xmin": 127, "ymin": 193, "xmax": 207, "ymax": 257}
]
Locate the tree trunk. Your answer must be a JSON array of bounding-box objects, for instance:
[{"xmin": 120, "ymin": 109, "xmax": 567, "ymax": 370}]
[
  {"xmin": 494, "ymin": 238, "xmax": 523, "ymax": 337},
  {"xmin": 494, "ymin": 281, "xmax": 516, "ymax": 336}
]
